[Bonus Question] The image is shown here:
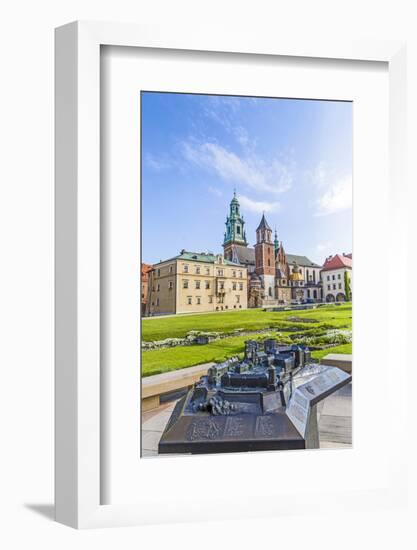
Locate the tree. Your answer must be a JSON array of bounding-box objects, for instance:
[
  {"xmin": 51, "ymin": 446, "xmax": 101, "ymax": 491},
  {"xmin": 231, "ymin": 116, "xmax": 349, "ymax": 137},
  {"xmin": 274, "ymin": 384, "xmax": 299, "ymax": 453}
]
[{"xmin": 344, "ymin": 271, "xmax": 351, "ymax": 301}]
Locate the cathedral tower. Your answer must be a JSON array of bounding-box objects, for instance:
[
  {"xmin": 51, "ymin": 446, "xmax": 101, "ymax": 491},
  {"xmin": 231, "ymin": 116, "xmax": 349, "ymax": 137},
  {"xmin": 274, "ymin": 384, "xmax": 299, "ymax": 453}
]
[
  {"xmin": 223, "ymin": 192, "xmax": 248, "ymax": 260},
  {"xmin": 255, "ymin": 214, "xmax": 275, "ymax": 298}
]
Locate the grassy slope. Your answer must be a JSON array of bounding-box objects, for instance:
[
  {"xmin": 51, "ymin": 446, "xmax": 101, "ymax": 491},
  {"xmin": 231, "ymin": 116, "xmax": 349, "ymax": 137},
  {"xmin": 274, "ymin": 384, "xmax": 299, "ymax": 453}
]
[
  {"xmin": 142, "ymin": 304, "xmax": 352, "ymax": 341},
  {"xmin": 141, "ymin": 304, "xmax": 352, "ymax": 377},
  {"xmin": 141, "ymin": 333, "xmax": 274, "ymax": 377},
  {"xmin": 310, "ymin": 343, "xmax": 352, "ymax": 361}
]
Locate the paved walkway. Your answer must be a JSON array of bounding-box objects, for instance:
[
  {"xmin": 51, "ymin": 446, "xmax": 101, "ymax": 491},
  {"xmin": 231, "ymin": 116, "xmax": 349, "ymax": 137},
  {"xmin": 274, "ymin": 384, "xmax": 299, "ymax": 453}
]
[{"xmin": 141, "ymin": 383, "xmax": 352, "ymax": 457}]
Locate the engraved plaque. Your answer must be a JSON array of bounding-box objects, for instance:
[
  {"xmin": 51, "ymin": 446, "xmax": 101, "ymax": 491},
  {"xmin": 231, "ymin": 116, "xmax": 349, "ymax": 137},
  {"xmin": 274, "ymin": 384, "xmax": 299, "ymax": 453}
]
[
  {"xmin": 286, "ymin": 388, "xmax": 310, "ymax": 437},
  {"xmin": 224, "ymin": 416, "xmax": 246, "ymax": 438},
  {"xmin": 255, "ymin": 416, "xmax": 275, "ymax": 438},
  {"xmin": 186, "ymin": 418, "xmax": 223, "ymax": 441},
  {"xmin": 287, "ymin": 366, "xmax": 351, "ymax": 436}
]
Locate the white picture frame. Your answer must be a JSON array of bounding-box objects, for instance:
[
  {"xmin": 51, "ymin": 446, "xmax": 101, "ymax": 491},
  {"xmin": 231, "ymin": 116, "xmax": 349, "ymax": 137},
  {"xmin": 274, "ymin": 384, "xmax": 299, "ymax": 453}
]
[{"xmin": 55, "ymin": 21, "xmax": 407, "ymax": 529}]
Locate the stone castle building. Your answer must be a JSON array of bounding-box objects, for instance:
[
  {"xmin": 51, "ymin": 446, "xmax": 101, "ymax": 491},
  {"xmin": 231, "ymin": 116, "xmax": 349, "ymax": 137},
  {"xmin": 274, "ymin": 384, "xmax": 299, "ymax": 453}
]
[
  {"xmin": 222, "ymin": 193, "xmax": 322, "ymax": 307},
  {"xmin": 141, "ymin": 263, "xmax": 152, "ymax": 315},
  {"xmin": 144, "ymin": 193, "xmax": 351, "ymax": 316},
  {"xmin": 321, "ymin": 253, "xmax": 352, "ymax": 302},
  {"xmin": 146, "ymin": 251, "xmax": 248, "ymax": 316}
]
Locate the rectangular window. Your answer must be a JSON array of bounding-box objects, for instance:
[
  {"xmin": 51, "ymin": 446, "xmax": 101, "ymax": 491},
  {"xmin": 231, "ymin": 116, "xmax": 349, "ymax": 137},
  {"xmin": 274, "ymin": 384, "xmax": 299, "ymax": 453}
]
[
  {"xmin": 333, "ymin": 284, "xmax": 336, "ymax": 290},
  {"xmin": 327, "ymin": 285, "xmax": 331, "ymax": 290},
  {"xmin": 327, "ymin": 275, "xmax": 330, "ymax": 281},
  {"xmin": 239, "ymin": 282, "xmax": 243, "ymax": 291},
  {"xmin": 205, "ymin": 281, "xmax": 210, "ymax": 289},
  {"xmin": 239, "ymin": 271, "xmax": 243, "ymax": 278},
  {"xmin": 217, "ymin": 269, "xmax": 224, "ymax": 276},
  {"xmin": 206, "ymin": 267, "xmax": 210, "ymax": 275},
  {"xmin": 195, "ymin": 280, "xmax": 200, "ymax": 289},
  {"xmin": 232, "ymin": 282, "xmax": 236, "ymax": 290},
  {"xmin": 232, "ymin": 270, "xmax": 236, "ymax": 277},
  {"xmin": 187, "ymin": 296, "xmax": 192, "ymax": 305},
  {"xmin": 183, "ymin": 280, "xmax": 189, "ymax": 289},
  {"xmin": 196, "ymin": 266, "xmax": 201, "ymax": 274},
  {"xmin": 183, "ymin": 264, "xmax": 189, "ymax": 273},
  {"xmin": 338, "ymin": 273, "xmax": 341, "ymax": 279},
  {"xmin": 332, "ymin": 274, "xmax": 335, "ymax": 280},
  {"xmin": 338, "ymin": 283, "xmax": 342, "ymax": 289},
  {"xmin": 219, "ymin": 282, "xmax": 224, "ymax": 290},
  {"xmin": 196, "ymin": 296, "xmax": 201, "ymax": 305}
]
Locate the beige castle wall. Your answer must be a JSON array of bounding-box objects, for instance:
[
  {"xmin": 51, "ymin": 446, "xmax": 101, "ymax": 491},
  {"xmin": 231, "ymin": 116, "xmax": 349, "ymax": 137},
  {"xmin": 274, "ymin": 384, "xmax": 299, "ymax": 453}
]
[
  {"xmin": 147, "ymin": 258, "xmax": 248, "ymax": 316},
  {"xmin": 277, "ymin": 287, "xmax": 292, "ymax": 303},
  {"xmin": 146, "ymin": 261, "xmax": 177, "ymax": 315}
]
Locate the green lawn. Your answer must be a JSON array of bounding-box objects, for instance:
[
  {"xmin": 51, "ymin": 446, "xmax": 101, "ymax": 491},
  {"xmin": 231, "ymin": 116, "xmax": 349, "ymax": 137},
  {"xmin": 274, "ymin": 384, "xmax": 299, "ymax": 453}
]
[
  {"xmin": 141, "ymin": 304, "xmax": 352, "ymax": 377},
  {"xmin": 141, "ymin": 333, "xmax": 274, "ymax": 377},
  {"xmin": 142, "ymin": 303, "xmax": 352, "ymax": 341},
  {"xmin": 311, "ymin": 343, "xmax": 352, "ymax": 361}
]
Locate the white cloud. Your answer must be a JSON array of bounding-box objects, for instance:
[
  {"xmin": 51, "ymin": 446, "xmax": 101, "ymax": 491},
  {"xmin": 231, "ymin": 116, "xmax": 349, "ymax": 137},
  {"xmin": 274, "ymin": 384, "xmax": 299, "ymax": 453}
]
[
  {"xmin": 312, "ymin": 161, "xmax": 327, "ymax": 188},
  {"xmin": 238, "ymin": 194, "xmax": 281, "ymax": 214},
  {"xmin": 310, "ymin": 162, "xmax": 352, "ymax": 216},
  {"xmin": 315, "ymin": 175, "xmax": 352, "ymax": 216},
  {"xmin": 144, "ymin": 153, "xmax": 169, "ymax": 172},
  {"xmin": 316, "ymin": 241, "xmax": 333, "ymax": 252},
  {"xmin": 182, "ymin": 141, "xmax": 292, "ymax": 196}
]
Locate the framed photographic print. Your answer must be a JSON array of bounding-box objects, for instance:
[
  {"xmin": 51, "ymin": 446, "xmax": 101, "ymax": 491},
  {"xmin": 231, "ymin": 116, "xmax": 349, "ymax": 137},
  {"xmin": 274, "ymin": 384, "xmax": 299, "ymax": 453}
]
[
  {"xmin": 55, "ymin": 21, "xmax": 408, "ymax": 528},
  {"xmin": 139, "ymin": 90, "xmax": 353, "ymax": 457}
]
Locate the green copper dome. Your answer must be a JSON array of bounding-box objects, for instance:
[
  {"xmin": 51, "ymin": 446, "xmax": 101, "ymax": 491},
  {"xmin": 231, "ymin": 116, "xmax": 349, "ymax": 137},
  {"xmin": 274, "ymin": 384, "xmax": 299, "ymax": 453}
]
[{"xmin": 223, "ymin": 193, "xmax": 247, "ymax": 247}]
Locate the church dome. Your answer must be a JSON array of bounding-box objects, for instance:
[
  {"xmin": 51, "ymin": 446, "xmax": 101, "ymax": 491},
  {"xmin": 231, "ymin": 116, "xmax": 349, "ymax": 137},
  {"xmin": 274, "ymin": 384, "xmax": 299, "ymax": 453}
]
[{"xmin": 289, "ymin": 262, "xmax": 303, "ymax": 282}]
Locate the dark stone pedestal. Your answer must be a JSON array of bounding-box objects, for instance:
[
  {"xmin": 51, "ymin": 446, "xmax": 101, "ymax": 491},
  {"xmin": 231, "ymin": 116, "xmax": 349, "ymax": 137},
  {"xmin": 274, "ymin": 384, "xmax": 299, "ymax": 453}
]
[{"xmin": 159, "ymin": 396, "xmax": 305, "ymax": 454}]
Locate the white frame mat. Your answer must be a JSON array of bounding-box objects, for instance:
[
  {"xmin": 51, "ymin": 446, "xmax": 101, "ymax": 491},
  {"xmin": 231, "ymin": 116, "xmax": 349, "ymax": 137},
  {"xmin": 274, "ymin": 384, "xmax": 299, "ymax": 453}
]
[{"xmin": 55, "ymin": 21, "xmax": 407, "ymax": 529}]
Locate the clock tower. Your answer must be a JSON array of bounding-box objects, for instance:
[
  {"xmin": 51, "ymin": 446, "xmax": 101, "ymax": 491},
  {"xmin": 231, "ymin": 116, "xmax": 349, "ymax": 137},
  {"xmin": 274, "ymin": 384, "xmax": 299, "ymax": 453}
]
[
  {"xmin": 223, "ymin": 192, "xmax": 248, "ymax": 260},
  {"xmin": 255, "ymin": 214, "xmax": 275, "ymax": 299}
]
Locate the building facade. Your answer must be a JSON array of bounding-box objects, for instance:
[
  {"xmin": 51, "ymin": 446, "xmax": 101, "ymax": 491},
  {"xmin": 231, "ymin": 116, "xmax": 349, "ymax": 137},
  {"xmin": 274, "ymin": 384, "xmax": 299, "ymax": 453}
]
[
  {"xmin": 222, "ymin": 194, "xmax": 322, "ymax": 307},
  {"xmin": 146, "ymin": 251, "xmax": 248, "ymax": 316},
  {"xmin": 143, "ymin": 194, "xmax": 351, "ymax": 315},
  {"xmin": 321, "ymin": 253, "xmax": 352, "ymax": 302},
  {"xmin": 141, "ymin": 263, "xmax": 152, "ymax": 315}
]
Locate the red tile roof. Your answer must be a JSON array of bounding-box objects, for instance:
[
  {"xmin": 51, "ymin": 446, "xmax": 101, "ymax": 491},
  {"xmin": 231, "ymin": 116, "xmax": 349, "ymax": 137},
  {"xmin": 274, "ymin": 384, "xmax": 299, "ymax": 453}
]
[
  {"xmin": 141, "ymin": 263, "xmax": 153, "ymax": 277},
  {"xmin": 321, "ymin": 253, "xmax": 352, "ymax": 271}
]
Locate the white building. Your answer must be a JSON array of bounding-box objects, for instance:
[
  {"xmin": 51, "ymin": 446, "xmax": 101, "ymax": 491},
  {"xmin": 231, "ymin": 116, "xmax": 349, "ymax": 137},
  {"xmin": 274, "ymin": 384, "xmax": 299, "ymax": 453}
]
[{"xmin": 321, "ymin": 253, "xmax": 352, "ymax": 302}]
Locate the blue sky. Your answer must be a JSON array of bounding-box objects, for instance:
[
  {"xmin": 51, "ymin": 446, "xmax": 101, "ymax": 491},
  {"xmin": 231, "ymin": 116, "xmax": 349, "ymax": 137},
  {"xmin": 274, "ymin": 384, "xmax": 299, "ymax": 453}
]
[{"xmin": 141, "ymin": 92, "xmax": 352, "ymax": 265}]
